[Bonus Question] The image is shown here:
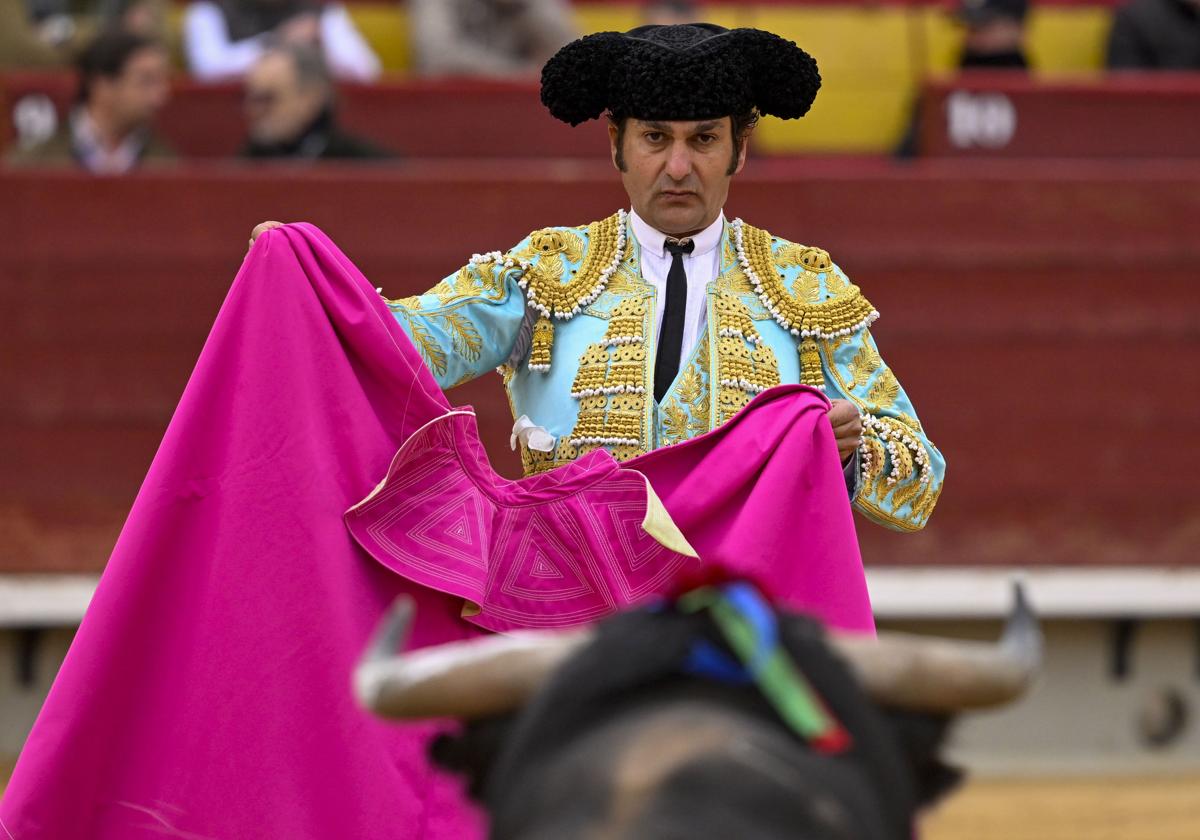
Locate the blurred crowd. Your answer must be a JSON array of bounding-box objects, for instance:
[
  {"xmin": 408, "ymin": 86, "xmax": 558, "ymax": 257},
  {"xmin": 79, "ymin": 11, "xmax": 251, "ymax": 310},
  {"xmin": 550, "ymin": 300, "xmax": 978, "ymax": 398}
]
[{"xmin": 0, "ymin": 0, "xmax": 1197, "ymax": 173}]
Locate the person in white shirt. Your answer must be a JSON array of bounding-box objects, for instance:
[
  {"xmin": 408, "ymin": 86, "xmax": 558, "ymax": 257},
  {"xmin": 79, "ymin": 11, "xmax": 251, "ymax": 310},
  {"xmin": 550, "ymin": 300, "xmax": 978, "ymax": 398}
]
[{"xmin": 183, "ymin": 0, "xmax": 381, "ymax": 82}]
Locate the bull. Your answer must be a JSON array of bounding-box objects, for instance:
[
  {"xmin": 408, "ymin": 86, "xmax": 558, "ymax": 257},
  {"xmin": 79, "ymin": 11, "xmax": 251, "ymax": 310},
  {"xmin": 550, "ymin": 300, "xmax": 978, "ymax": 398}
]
[{"xmin": 355, "ymin": 583, "xmax": 1040, "ymax": 840}]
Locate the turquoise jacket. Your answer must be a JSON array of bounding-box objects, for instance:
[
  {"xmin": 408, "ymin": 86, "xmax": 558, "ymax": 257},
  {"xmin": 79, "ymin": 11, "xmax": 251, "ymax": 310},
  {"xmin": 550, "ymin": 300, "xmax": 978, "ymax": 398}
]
[{"xmin": 388, "ymin": 210, "xmax": 944, "ymax": 532}]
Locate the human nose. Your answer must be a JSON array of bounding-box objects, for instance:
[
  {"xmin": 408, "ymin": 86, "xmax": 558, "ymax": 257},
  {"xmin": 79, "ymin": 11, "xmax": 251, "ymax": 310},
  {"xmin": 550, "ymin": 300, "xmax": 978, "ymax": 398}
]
[{"xmin": 663, "ymin": 142, "xmax": 693, "ymax": 182}]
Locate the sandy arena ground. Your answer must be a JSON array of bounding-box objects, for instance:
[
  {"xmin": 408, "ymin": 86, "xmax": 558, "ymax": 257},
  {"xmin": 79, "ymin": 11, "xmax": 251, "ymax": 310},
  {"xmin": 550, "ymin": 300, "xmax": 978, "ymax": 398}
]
[
  {"xmin": 3, "ymin": 770, "xmax": 1198, "ymax": 837},
  {"xmin": 924, "ymin": 775, "xmax": 1200, "ymax": 840}
]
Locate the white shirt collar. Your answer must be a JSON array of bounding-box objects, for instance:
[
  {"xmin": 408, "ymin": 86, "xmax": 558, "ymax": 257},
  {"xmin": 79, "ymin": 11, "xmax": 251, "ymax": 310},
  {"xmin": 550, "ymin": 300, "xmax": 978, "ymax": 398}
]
[{"xmin": 630, "ymin": 209, "xmax": 725, "ymax": 260}]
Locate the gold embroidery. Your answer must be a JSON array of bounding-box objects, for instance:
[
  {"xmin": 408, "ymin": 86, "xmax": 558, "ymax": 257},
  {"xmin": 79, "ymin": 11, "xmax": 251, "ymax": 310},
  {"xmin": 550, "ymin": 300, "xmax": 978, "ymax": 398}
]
[
  {"xmin": 774, "ymin": 242, "xmax": 809, "ymax": 269},
  {"xmin": 532, "ymin": 251, "xmax": 565, "ymax": 285},
  {"xmin": 896, "ymin": 410, "xmax": 925, "ymax": 434},
  {"xmin": 661, "ymin": 399, "xmax": 690, "ymax": 441},
  {"xmin": 522, "ymin": 438, "xmax": 581, "ymax": 476},
  {"xmin": 715, "ymin": 269, "xmax": 753, "ymax": 294},
  {"xmin": 714, "ymin": 294, "xmax": 781, "ymax": 424},
  {"xmin": 561, "ymin": 296, "xmax": 650, "ymax": 455},
  {"xmin": 848, "ymin": 339, "xmax": 882, "ymax": 389},
  {"xmin": 823, "ymin": 268, "xmax": 849, "ymax": 297},
  {"xmin": 403, "ymin": 314, "xmax": 447, "ymax": 377},
  {"xmin": 675, "ymin": 363, "xmax": 702, "ymax": 406},
  {"xmin": 519, "ymin": 212, "xmax": 623, "ymax": 319},
  {"xmin": 606, "ymin": 260, "xmax": 643, "ymax": 295},
  {"xmin": 798, "ymin": 338, "xmax": 824, "ymax": 388},
  {"xmin": 530, "ymin": 228, "xmax": 585, "ymax": 264},
  {"xmin": 659, "ymin": 347, "xmax": 710, "ymax": 446},
  {"xmin": 435, "ymin": 311, "xmax": 482, "ymax": 362},
  {"xmin": 799, "ymin": 247, "xmax": 833, "ymax": 272},
  {"xmin": 529, "ymin": 317, "xmax": 554, "ymax": 371},
  {"xmin": 776, "ymin": 244, "xmax": 822, "ymax": 304},
  {"xmin": 570, "ymin": 343, "xmax": 612, "ymax": 396},
  {"xmin": 736, "ymin": 222, "xmax": 878, "ymax": 339},
  {"xmin": 867, "ymin": 368, "xmax": 900, "ymax": 409},
  {"xmin": 823, "ymin": 333, "xmax": 852, "ymax": 356},
  {"xmin": 389, "ymin": 295, "xmax": 422, "ymax": 309}
]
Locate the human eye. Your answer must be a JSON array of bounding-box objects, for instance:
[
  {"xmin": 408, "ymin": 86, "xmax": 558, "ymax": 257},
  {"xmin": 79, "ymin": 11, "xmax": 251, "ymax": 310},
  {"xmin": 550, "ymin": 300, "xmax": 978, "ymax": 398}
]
[
  {"xmin": 694, "ymin": 133, "xmax": 717, "ymax": 145},
  {"xmin": 644, "ymin": 131, "xmax": 665, "ymax": 144}
]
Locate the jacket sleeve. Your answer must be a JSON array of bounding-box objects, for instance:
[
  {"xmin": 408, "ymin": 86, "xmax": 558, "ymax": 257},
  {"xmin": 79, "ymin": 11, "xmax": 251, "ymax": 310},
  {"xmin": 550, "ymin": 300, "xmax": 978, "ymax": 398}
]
[
  {"xmin": 386, "ymin": 246, "xmax": 531, "ymax": 390},
  {"xmin": 822, "ymin": 325, "xmax": 945, "ymax": 532}
]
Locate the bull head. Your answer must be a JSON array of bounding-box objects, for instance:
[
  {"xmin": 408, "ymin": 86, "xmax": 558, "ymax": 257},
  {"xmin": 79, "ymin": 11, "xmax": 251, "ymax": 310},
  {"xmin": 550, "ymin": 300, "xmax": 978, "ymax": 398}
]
[{"xmin": 354, "ymin": 583, "xmax": 1040, "ymax": 720}]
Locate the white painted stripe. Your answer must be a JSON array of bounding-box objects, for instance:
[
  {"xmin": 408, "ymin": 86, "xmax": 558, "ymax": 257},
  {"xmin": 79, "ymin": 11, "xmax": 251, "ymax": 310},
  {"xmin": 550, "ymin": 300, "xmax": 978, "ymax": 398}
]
[
  {"xmin": 1, "ymin": 567, "xmax": 1198, "ymax": 626},
  {"xmin": 867, "ymin": 567, "xmax": 1200, "ymax": 619},
  {"xmin": 0, "ymin": 574, "xmax": 99, "ymax": 627}
]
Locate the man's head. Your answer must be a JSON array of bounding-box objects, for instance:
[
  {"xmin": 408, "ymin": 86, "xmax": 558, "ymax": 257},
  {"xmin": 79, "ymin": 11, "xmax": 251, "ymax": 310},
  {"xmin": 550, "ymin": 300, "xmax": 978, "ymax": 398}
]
[
  {"xmin": 357, "ymin": 586, "xmax": 1040, "ymax": 840},
  {"xmin": 243, "ymin": 44, "xmax": 333, "ymax": 146},
  {"xmin": 607, "ymin": 111, "xmax": 757, "ymax": 237},
  {"xmin": 541, "ymin": 24, "xmax": 821, "ymax": 233},
  {"xmin": 957, "ymin": 0, "xmax": 1030, "ymax": 68},
  {"xmin": 643, "ymin": 0, "xmax": 699, "ymax": 26},
  {"xmin": 77, "ymin": 31, "xmax": 170, "ymax": 134}
]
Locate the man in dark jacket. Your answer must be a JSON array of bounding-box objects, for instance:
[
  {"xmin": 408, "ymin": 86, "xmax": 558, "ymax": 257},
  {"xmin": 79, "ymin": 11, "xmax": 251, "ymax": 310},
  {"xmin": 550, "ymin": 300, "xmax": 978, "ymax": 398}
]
[
  {"xmin": 1107, "ymin": 0, "xmax": 1200, "ymax": 69},
  {"xmin": 241, "ymin": 42, "xmax": 392, "ymax": 160}
]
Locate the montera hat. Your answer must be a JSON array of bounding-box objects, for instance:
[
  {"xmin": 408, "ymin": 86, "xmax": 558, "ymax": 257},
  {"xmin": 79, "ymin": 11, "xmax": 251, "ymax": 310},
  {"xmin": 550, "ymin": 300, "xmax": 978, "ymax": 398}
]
[{"xmin": 540, "ymin": 23, "xmax": 821, "ymax": 126}]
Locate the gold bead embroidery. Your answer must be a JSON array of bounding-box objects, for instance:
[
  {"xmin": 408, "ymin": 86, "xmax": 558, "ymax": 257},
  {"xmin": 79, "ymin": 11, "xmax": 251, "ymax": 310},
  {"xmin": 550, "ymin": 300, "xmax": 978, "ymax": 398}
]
[
  {"xmin": 798, "ymin": 338, "xmax": 824, "ymax": 388},
  {"xmin": 714, "ymin": 293, "xmax": 781, "ymax": 424},
  {"xmin": 733, "ymin": 220, "xmax": 879, "ymax": 339},
  {"xmin": 529, "ymin": 316, "xmax": 555, "ymax": 371},
  {"xmin": 563, "ymin": 281, "xmax": 649, "ymax": 453},
  {"xmin": 518, "ymin": 211, "xmax": 626, "ymax": 321}
]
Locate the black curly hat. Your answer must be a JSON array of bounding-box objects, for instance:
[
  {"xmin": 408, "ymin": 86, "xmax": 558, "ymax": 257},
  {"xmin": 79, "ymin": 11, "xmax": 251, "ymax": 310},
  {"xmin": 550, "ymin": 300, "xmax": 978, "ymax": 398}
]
[{"xmin": 540, "ymin": 23, "xmax": 821, "ymax": 126}]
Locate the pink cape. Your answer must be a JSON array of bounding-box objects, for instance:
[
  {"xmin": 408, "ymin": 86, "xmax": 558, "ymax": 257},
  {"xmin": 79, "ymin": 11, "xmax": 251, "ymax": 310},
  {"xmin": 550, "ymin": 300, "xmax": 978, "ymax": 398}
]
[{"xmin": 1, "ymin": 224, "xmax": 871, "ymax": 839}]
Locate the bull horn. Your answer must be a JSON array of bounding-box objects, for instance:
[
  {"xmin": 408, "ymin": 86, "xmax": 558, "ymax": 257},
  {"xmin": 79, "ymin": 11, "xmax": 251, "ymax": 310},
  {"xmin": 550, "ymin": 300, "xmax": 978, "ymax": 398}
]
[
  {"xmin": 354, "ymin": 597, "xmax": 593, "ymax": 719},
  {"xmin": 832, "ymin": 580, "xmax": 1042, "ymax": 712}
]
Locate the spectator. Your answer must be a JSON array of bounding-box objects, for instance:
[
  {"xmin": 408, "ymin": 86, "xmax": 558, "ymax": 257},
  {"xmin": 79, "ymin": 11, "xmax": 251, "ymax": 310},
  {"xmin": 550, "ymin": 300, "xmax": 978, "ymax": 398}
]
[
  {"xmin": 958, "ymin": 0, "xmax": 1030, "ymax": 69},
  {"xmin": 242, "ymin": 43, "xmax": 392, "ymax": 160},
  {"xmin": 409, "ymin": 0, "xmax": 576, "ymax": 78},
  {"xmin": 895, "ymin": 0, "xmax": 1029, "ymax": 157},
  {"xmin": 1107, "ymin": 0, "xmax": 1200, "ymax": 69},
  {"xmin": 643, "ymin": 0, "xmax": 697, "ymax": 26},
  {"xmin": 183, "ymin": 0, "xmax": 381, "ymax": 82},
  {"xmin": 0, "ymin": 0, "xmax": 70, "ymax": 68},
  {"xmin": 8, "ymin": 29, "xmax": 173, "ymax": 172},
  {"xmin": 0, "ymin": 0, "xmax": 167, "ymax": 69}
]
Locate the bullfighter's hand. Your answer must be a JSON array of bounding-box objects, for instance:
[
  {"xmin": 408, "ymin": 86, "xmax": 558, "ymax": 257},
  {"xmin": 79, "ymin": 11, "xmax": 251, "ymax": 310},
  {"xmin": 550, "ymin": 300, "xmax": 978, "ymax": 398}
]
[
  {"xmin": 248, "ymin": 221, "xmax": 286, "ymax": 252},
  {"xmin": 827, "ymin": 399, "xmax": 862, "ymax": 465}
]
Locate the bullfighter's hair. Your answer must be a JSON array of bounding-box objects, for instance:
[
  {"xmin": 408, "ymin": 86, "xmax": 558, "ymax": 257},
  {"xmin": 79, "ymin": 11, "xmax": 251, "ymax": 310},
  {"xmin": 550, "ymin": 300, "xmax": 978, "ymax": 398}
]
[
  {"xmin": 539, "ymin": 24, "xmax": 821, "ymax": 126},
  {"xmin": 431, "ymin": 605, "xmax": 962, "ymax": 840}
]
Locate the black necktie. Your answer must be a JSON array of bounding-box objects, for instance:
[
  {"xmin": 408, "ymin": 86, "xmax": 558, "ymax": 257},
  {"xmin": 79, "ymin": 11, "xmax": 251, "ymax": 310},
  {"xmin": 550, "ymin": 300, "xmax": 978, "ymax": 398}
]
[{"xmin": 654, "ymin": 238, "xmax": 694, "ymax": 402}]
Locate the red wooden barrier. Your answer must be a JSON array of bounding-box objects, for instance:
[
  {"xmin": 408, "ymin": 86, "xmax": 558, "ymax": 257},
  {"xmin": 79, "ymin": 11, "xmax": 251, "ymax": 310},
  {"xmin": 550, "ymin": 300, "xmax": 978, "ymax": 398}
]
[
  {"xmin": 2, "ymin": 158, "xmax": 1199, "ymax": 573},
  {"xmin": 916, "ymin": 72, "xmax": 1200, "ymax": 159}
]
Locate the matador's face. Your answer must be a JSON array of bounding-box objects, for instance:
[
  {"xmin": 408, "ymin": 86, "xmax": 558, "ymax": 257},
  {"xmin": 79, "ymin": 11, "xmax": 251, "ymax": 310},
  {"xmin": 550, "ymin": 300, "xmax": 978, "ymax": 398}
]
[{"xmin": 609, "ymin": 117, "xmax": 747, "ymax": 238}]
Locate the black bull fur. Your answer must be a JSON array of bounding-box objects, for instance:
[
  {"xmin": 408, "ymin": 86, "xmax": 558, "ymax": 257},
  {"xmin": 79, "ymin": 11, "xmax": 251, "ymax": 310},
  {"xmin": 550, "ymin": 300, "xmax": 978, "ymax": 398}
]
[{"xmin": 430, "ymin": 607, "xmax": 965, "ymax": 840}]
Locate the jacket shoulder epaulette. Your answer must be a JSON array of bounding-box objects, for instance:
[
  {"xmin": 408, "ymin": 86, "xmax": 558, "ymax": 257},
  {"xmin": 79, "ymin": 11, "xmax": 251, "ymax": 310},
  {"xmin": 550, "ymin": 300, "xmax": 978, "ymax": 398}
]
[
  {"xmin": 506, "ymin": 210, "xmax": 628, "ymax": 320},
  {"xmin": 731, "ymin": 219, "xmax": 879, "ymax": 340}
]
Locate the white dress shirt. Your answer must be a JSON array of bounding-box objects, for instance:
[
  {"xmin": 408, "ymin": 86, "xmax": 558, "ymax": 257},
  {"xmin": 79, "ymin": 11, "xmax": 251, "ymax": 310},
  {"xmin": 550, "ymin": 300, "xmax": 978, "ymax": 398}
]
[
  {"xmin": 183, "ymin": 2, "xmax": 382, "ymax": 82},
  {"xmin": 630, "ymin": 209, "xmax": 725, "ymax": 369}
]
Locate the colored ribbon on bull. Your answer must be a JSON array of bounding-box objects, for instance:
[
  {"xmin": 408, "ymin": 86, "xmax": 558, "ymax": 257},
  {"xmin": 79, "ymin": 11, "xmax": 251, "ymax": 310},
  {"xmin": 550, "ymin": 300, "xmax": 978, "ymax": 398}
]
[{"xmin": 679, "ymin": 583, "xmax": 852, "ymax": 754}]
